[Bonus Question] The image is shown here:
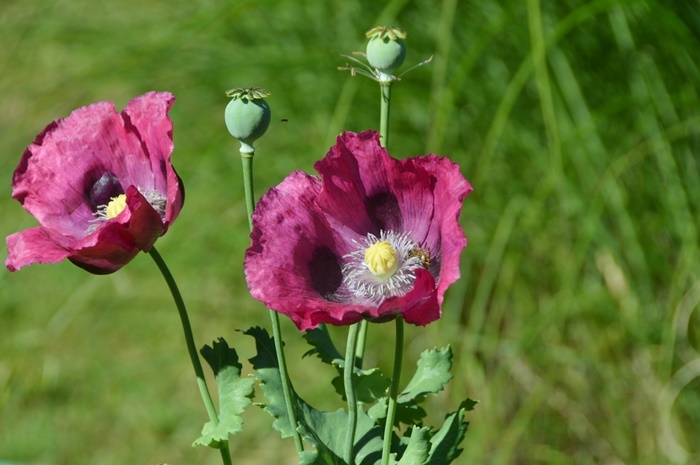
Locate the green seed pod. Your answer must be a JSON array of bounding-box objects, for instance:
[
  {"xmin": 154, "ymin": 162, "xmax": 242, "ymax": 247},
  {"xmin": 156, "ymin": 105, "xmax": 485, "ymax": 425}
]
[
  {"xmin": 365, "ymin": 27, "xmax": 407, "ymax": 77},
  {"xmin": 224, "ymin": 87, "xmax": 271, "ymax": 153}
]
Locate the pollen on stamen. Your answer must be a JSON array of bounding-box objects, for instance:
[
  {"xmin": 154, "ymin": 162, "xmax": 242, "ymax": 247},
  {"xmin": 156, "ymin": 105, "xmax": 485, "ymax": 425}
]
[
  {"xmin": 91, "ymin": 194, "xmax": 127, "ymax": 221},
  {"xmin": 141, "ymin": 189, "xmax": 167, "ymax": 215},
  {"xmin": 342, "ymin": 230, "xmax": 426, "ymax": 304},
  {"xmin": 85, "ymin": 188, "xmax": 168, "ymax": 235}
]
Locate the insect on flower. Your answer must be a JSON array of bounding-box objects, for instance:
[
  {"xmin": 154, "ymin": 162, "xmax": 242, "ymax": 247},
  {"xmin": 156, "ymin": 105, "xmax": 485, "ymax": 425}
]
[{"xmin": 245, "ymin": 130, "xmax": 471, "ymax": 330}]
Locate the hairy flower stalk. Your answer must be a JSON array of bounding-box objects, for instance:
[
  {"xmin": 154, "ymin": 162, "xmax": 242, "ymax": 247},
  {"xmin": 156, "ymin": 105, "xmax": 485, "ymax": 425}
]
[{"xmin": 225, "ymin": 88, "xmax": 304, "ymax": 455}]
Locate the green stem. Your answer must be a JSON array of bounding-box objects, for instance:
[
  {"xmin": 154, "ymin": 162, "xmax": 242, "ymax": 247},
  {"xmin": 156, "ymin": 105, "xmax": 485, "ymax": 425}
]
[
  {"xmin": 381, "ymin": 317, "xmax": 404, "ymax": 465},
  {"xmin": 240, "ymin": 154, "xmax": 255, "ymax": 231},
  {"xmin": 148, "ymin": 246, "xmax": 233, "ymax": 465},
  {"xmin": 344, "ymin": 323, "xmax": 361, "ymax": 465},
  {"xmin": 354, "ymin": 320, "xmax": 368, "ymax": 369},
  {"xmin": 354, "ymin": 81, "xmax": 392, "ymax": 371},
  {"xmin": 240, "ymin": 151, "xmax": 304, "ymax": 455},
  {"xmin": 380, "ymin": 83, "xmax": 392, "ymax": 149}
]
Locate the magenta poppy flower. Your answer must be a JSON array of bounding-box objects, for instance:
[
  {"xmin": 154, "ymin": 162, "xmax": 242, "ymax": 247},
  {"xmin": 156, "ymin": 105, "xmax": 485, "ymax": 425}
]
[
  {"xmin": 6, "ymin": 91, "xmax": 184, "ymax": 275},
  {"xmin": 245, "ymin": 130, "xmax": 472, "ymax": 331}
]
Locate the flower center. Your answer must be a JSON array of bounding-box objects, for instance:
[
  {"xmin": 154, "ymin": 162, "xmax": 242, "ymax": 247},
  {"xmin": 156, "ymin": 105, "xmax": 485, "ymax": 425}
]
[
  {"xmin": 105, "ymin": 194, "xmax": 127, "ymax": 219},
  {"xmin": 86, "ymin": 187, "xmax": 167, "ymax": 235},
  {"xmin": 364, "ymin": 241, "xmax": 398, "ymax": 280},
  {"xmin": 342, "ymin": 230, "xmax": 431, "ymax": 304}
]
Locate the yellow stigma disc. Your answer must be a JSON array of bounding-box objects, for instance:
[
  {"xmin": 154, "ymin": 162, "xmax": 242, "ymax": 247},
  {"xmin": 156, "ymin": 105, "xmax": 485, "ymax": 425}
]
[
  {"xmin": 364, "ymin": 241, "xmax": 399, "ymax": 280},
  {"xmin": 106, "ymin": 194, "xmax": 127, "ymax": 219}
]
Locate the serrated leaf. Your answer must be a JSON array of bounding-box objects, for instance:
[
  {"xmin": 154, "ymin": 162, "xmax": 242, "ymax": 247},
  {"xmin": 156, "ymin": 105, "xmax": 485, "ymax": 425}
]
[
  {"xmin": 397, "ymin": 426, "xmax": 431, "ymax": 465},
  {"xmin": 244, "ymin": 326, "xmax": 298, "ymax": 438},
  {"xmin": 193, "ymin": 338, "xmax": 255, "ymax": 449},
  {"xmin": 331, "ymin": 367, "xmax": 391, "ymax": 404},
  {"xmin": 303, "ymin": 325, "xmax": 344, "ymax": 365},
  {"xmin": 373, "ymin": 346, "xmax": 454, "ymax": 426},
  {"xmin": 305, "ymin": 324, "xmax": 391, "ymax": 404},
  {"xmin": 297, "ymin": 403, "xmax": 385, "ymax": 465},
  {"xmin": 247, "ymin": 326, "xmax": 387, "ymax": 464},
  {"xmin": 366, "ymin": 397, "xmax": 427, "ymax": 426},
  {"xmin": 399, "ymin": 346, "xmax": 453, "ymax": 404},
  {"xmin": 425, "ymin": 399, "xmax": 476, "ymax": 465}
]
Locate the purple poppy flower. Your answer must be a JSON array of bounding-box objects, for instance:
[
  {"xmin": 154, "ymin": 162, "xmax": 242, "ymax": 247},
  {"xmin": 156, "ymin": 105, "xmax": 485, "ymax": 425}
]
[
  {"xmin": 6, "ymin": 91, "xmax": 184, "ymax": 275},
  {"xmin": 245, "ymin": 130, "xmax": 472, "ymax": 331}
]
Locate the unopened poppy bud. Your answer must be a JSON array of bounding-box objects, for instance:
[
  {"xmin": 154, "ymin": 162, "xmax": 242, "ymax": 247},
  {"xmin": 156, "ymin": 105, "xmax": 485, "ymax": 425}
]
[
  {"xmin": 365, "ymin": 27, "xmax": 407, "ymax": 78},
  {"xmin": 224, "ymin": 87, "xmax": 271, "ymax": 154}
]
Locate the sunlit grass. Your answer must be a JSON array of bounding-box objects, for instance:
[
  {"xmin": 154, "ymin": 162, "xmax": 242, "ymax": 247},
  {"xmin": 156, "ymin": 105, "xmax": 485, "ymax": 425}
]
[{"xmin": 1, "ymin": 0, "xmax": 699, "ymax": 464}]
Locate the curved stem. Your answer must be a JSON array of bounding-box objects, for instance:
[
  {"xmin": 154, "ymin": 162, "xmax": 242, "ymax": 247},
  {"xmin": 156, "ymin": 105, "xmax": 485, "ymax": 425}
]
[
  {"xmin": 148, "ymin": 246, "xmax": 233, "ymax": 465},
  {"xmin": 241, "ymin": 152, "xmax": 305, "ymax": 455},
  {"xmin": 344, "ymin": 323, "xmax": 361, "ymax": 465},
  {"xmin": 381, "ymin": 317, "xmax": 404, "ymax": 465}
]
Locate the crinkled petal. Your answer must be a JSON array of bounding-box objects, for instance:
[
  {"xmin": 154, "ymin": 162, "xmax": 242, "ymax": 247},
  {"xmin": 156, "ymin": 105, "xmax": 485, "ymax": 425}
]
[
  {"xmin": 121, "ymin": 92, "xmax": 184, "ymax": 230},
  {"xmin": 246, "ymin": 130, "xmax": 471, "ymax": 330},
  {"xmin": 314, "ymin": 131, "xmax": 395, "ymax": 237},
  {"xmin": 416, "ymin": 155, "xmax": 472, "ymax": 303},
  {"xmin": 12, "ymin": 104, "xmax": 145, "ymax": 237},
  {"xmin": 6, "ymin": 227, "xmax": 72, "ymax": 272},
  {"xmin": 281, "ymin": 269, "xmax": 438, "ymax": 331},
  {"xmin": 246, "ymin": 171, "xmax": 354, "ymax": 328},
  {"xmin": 6, "ymin": 92, "xmax": 183, "ymax": 275},
  {"xmin": 11, "ymin": 92, "xmax": 182, "ymax": 238},
  {"xmin": 315, "ymin": 131, "xmax": 435, "ymax": 244}
]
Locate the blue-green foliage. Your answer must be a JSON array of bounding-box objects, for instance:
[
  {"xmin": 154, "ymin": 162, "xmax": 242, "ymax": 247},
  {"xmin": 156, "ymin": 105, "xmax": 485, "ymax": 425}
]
[
  {"xmin": 194, "ymin": 338, "xmax": 255, "ymax": 448},
  {"xmin": 368, "ymin": 346, "xmax": 456, "ymax": 427},
  {"xmin": 304, "ymin": 324, "xmax": 391, "ymax": 403},
  {"xmin": 254, "ymin": 326, "xmax": 472, "ymax": 464}
]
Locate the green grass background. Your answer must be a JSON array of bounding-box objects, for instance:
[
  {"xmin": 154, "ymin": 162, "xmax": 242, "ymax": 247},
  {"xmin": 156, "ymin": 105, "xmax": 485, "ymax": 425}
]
[{"xmin": 2, "ymin": 0, "xmax": 700, "ymax": 464}]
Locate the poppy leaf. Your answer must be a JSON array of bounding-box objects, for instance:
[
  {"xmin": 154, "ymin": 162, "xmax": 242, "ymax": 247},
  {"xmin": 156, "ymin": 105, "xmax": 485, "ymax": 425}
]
[
  {"xmin": 296, "ymin": 403, "xmax": 386, "ymax": 465},
  {"xmin": 331, "ymin": 367, "xmax": 391, "ymax": 404},
  {"xmin": 303, "ymin": 324, "xmax": 344, "ymax": 365},
  {"xmin": 193, "ymin": 338, "xmax": 254, "ymax": 449},
  {"xmin": 399, "ymin": 346, "xmax": 453, "ymax": 404},
  {"xmin": 424, "ymin": 399, "xmax": 476, "ymax": 465},
  {"xmin": 247, "ymin": 326, "xmax": 386, "ymax": 463},
  {"xmin": 369, "ymin": 346, "xmax": 453, "ymax": 426},
  {"xmin": 245, "ymin": 326, "xmax": 300, "ymax": 438},
  {"xmin": 396, "ymin": 426, "xmax": 431, "ymax": 465},
  {"xmin": 298, "ymin": 450, "xmax": 323, "ymax": 465},
  {"xmin": 304, "ymin": 324, "xmax": 391, "ymax": 403}
]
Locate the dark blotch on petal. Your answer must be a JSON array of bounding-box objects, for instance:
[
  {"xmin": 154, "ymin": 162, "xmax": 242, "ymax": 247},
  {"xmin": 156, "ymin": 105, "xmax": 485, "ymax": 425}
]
[
  {"xmin": 366, "ymin": 191, "xmax": 401, "ymax": 232},
  {"xmin": 86, "ymin": 171, "xmax": 124, "ymax": 210},
  {"xmin": 308, "ymin": 246, "xmax": 343, "ymax": 299}
]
